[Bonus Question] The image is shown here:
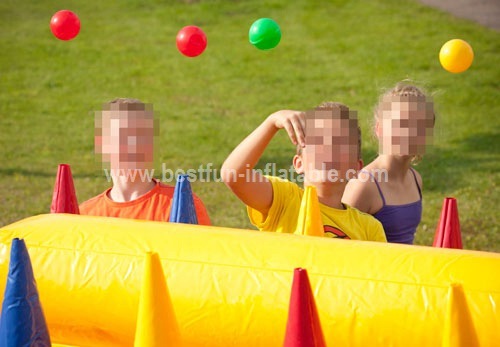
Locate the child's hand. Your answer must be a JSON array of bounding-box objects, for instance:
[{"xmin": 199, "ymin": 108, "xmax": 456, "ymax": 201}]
[{"xmin": 270, "ymin": 110, "xmax": 306, "ymax": 147}]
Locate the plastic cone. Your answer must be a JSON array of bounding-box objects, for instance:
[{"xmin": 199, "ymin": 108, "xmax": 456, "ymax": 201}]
[
  {"xmin": 0, "ymin": 238, "xmax": 51, "ymax": 346},
  {"xmin": 295, "ymin": 186, "xmax": 323, "ymax": 236},
  {"xmin": 134, "ymin": 252, "xmax": 181, "ymax": 347},
  {"xmin": 433, "ymin": 197, "xmax": 462, "ymax": 249},
  {"xmin": 169, "ymin": 174, "xmax": 198, "ymax": 224},
  {"xmin": 442, "ymin": 283, "xmax": 479, "ymax": 347},
  {"xmin": 284, "ymin": 268, "xmax": 326, "ymax": 347},
  {"xmin": 50, "ymin": 163, "xmax": 80, "ymax": 214}
]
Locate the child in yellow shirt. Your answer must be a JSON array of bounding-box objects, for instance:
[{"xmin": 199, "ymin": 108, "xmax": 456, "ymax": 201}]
[{"xmin": 221, "ymin": 102, "xmax": 386, "ymax": 242}]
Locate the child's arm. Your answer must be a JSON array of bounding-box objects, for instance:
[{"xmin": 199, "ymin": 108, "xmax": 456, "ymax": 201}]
[{"xmin": 221, "ymin": 110, "xmax": 305, "ymax": 213}]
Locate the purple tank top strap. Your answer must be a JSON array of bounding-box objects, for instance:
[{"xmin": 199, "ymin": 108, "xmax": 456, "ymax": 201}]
[
  {"xmin": 360, "ymin": 170, "xmax": 386, "ymax": 206},
  {"xmin": 409, "ymin": 168, "xmax": 422, "ymax": 199}
]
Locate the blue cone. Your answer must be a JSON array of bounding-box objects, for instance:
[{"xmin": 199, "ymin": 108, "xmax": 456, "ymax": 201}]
[
  {"xmin": 169, "ymin": 174, "xmax": 199, "ymax": 224},
  {"xmin": 0, "ymin": 238, "xmax": 51, "ymax": 347}
]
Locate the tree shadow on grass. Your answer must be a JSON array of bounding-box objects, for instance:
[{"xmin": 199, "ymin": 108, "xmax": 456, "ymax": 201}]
[
  {"xmin": 357, "ymin": 131, "xmax": 498, "ymax": 194},
  {"xmin": 419, "ymin": 131, "xmax": 499, "ymax": 193},
  {"xmin": 454, "ymin": 131, "xmax": 499, "ymax": 154}
]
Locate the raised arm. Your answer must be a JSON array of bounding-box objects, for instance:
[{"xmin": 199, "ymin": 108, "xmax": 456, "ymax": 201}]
[{"xmin": 221, "ymin": 110, "xmax": 305, "ymax": 213}]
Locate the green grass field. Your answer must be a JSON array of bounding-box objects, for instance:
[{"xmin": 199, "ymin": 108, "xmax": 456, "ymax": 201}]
[{"xmin": 1, "ymin": 0, "xmax": 498, "ymax": 251}]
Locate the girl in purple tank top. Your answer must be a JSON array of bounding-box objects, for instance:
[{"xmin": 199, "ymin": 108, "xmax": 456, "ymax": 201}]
[{"xmin": 342, "ymin": 82, "xmax": 435, "ymax": 244}]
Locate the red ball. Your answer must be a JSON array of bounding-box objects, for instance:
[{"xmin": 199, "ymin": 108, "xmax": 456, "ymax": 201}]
[
  {"xmin": 50, "ymin": 10, "xmax": 81, "ymax": 41},
  {"xmin": 176, "ymin": 26, "xmax": 207, "ymax": 57}
]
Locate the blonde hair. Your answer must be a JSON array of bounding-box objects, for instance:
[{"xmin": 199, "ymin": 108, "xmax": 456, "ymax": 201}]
[
  {"xmin": 375, "ymin": 81, "xmax": 435, "ymax": 122},
  {"xmin": 374, "ymin": 82, "xmax": 435, "ymax": 164}
]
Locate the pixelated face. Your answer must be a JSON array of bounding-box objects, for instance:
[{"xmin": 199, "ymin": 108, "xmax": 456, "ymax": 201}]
[
  {"xmin": 95, "ymin": 107, "xmax": 158, "ymax": 171},
  {"xmin": 378, "ymin": 95, "xmax": 434, "ymax": 156},
  {"xmin": 303, "ymin": 108, "xmax": 359, "ymax": 182}
]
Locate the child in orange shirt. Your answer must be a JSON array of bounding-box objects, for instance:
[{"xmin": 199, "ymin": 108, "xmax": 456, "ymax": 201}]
[{"xmin": 80, "ymin": 98, "xmax": 210, "ymax": 224}]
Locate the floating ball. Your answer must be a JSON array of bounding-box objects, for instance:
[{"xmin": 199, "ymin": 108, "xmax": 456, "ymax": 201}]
[
  {"xmin": 439, "ymin": 39, "xmax": 474, "ymax": 73},
  {"xmin": 176, "ymin": 26, "xmax": 207, "ymax": 57},
  {"xmin": 50, "ymin": 10, "xmax": 81, "ymax": 41},
  {"xmin": 249, "ymin": 18, "xmax": 281, "ymax": 50}
]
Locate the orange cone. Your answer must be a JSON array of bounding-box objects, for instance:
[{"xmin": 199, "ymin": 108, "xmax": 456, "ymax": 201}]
[
  {"xmin": 442, "ymin": 283, "xmax": 479, "ymax": 347},
  {"xmin": 294, "ymin": 186, "xmax": 323, "ymax": 236},
  {"xmin": 284, "ymin": 268, "xmax": 326, "ymax": 347},
  {"xmin": 433, "ymin": 197, "xmax": 462, "ymax": 248},
  {"xmin": 134, "ymin": 252, "xmax": 181, "ymax": 347},
  {"xmin": 50, "ymin": 164, "xmax": 79, "ymax": 214}
]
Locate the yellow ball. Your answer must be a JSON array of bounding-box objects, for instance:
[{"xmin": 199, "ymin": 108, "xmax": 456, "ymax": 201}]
[{"xmin": 439, "ymin": 39, "xmax": 474, "ymax": 73}]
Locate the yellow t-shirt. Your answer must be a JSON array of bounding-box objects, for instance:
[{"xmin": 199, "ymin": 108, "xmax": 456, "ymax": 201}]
[{"xmin": 247, "ymin": 176, "xmax": 386, "ymax": 242}]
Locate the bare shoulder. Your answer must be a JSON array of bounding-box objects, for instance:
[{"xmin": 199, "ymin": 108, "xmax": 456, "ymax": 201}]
[
  {"xmin": 344, "ymin": 171, "xmax": 372, "ymax": 197},
  {"xmin": 343, "ymin": 171, "xmax": 378, "ymax": 214},
  {"xmin": 344, "ymin": 163, "xmax": 389, "ymax": 214},
  {"xmin": 355, "ymin": 170, "xmax": 373, "ymax": 184}
]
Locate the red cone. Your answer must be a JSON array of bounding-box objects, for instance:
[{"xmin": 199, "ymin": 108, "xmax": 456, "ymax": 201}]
[
  {"xmin": 433, "ymin": 197, "xmax": 462, "ymax": 249},
  {"xmin": 50, "ymin": 164, "xmax": 80, "ymax": 214},
  {"xmin": 284, "ymin": 268, "xmax": 326, "ymax": 347}
]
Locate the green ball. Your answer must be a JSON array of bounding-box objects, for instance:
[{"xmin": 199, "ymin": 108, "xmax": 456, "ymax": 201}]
[{"xmin": 249, "ymin": 18, "xmax": 281, "ymax": 50}]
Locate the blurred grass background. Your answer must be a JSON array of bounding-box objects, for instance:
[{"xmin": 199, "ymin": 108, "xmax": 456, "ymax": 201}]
[{"xmin": 0, "ymin": 0, "xmax": 498, "ymax": 251}]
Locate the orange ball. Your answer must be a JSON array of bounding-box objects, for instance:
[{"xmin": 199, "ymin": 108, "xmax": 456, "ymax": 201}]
[{"xmin": 439, "ymin": 39, "xmax": 474, "ymax": 73}]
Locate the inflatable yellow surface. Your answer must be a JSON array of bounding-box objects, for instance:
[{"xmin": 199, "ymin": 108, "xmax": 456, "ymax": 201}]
[{"xmin": 0, "ymin": 213, "xmax": 499, "ymax": 346}]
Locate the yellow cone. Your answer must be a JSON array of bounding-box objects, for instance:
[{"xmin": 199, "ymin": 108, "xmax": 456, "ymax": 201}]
[
  {"xmin": 134, "ymin": 252, "xmax": 181, "ymax": 347},
  {"xmin": 294, "ymin": 186, "xmax": 323, "ymax": 237},
  {"xmin": 442, "ymin": 283, "xmax": 479, "ymax": 347}
]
